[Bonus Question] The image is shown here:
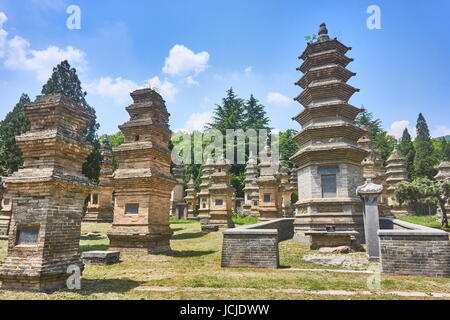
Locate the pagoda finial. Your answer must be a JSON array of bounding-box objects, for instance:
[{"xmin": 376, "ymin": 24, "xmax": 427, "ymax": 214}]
[{"xmin": 318, "ymin": 22, "xmax": 330, "ymax": 42}]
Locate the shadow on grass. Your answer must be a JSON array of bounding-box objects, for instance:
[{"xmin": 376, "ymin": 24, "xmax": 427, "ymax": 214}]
[
  {"xmin": 170, "ymin": 227, "xmax": 184, "ymax": 232},
  {"xmin": 171, "ymin": 232, "xmax": 206, "ymax": 240},
  {"xmin": 165, "ymin": 250, "xmax": 216, "ymax": 258},
  {"xmin": 79, "ymin": 244, "xmax": 109, "ymax": 252},
  {"xmin": 79, "ymin": 278, "xmax": 144, "ymax": 295}
]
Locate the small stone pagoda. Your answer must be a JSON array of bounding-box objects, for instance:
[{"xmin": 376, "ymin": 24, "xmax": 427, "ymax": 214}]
[
  {"xmin": 291, "ymin": 23, "xmax": 368, "ymax": 242},
  {"xmin": 0, "ymin": 94, "xmax": 94, "ymax": 291},
  {"xmin": 256, "ymin": 144, "xmax": 283, "ymax": 221},
  {"xmin": 357, "ymin": 127, "xmax": 390, "ymax": 216},
  {"xmin": 184, "ymin": 178, "xmax": 197, "ymax": 219},
  {"xmin": 170, "ymin": 165, "xmax": 187, "ymax": 220},
  {"xmin": 107, "ymin": 88, "xmax": 176, "ymax": 254},
  {"xmin": 435, "ymin": 161, "xmax": 450, "ymax": 182},
  {"xmin": 207, "ymin": 157, "xmax": 235, "ymax": 228},
  {"xmin": 84, "ymin": 138, "xmax": 114, "ymax": 223},
  {"xmin": 280, "ymin": 164, "xmax": 295, "ymax": 217},
  {"xmin": 242, "ymin": 155, "xmax": 259, "ymax": 216},
  {"xmin": 385, "ymin": 148, "xmax": 411, "ymax": 215},
  {"xmin": 197, "ymin": 158, "xmax": 214, "ymax": 224}
]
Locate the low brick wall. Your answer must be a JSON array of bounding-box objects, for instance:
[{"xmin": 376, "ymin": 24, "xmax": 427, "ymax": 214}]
[
  {"xmin": 378, "ymin": 218, "xmax": 450, "ymax": 278},
  {"xmin": 221, "ymin": 218, "xmax": 295, "ymax": 269}
]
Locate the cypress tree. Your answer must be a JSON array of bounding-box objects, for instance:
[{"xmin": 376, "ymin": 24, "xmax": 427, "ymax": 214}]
[
  {"xmin": 414, "ymin": 113, "xmax": 438, "ymax": 178},
  {"xmin": 41, "ymin": 60, "xmax": 101, "ymax": 181},
  {"xmin": 441, "ymin": 138, "xmax": 450, "ymax": 162},
  {"xmin": 0, "ymin": 94, "xmax": 31, "ymax": 176},
  {"xmin": 242, "ymin": 94, "xmax": 270, "ymax": 130},
  {"xmin": 207, "ymin": 88, "xmax": 244, "ymax": 133},
  {"xmin": 398, "ymin": 128, "xmax": 415, "ymax": 179}
]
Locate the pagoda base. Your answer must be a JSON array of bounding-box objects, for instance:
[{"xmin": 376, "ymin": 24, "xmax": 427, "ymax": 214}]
[
  {"xmin": 0, "ymin": 212, "xmax": 11, "ymax": 235},
  {"xmin": 294, "ymin": 198, "xmax": 365, "ymax": 244},
  {"xmin": 107, "ymin": 229, "xmax": 172, "ymax": 254},
  {"xmin": 258, "ymin": 209, "xmax": 283, "ymax": 222},
  {"xmin": 83, "ymin": 207, "xmax": 114, "ymax": 223},
  {"xmin": 209, "ymin": 211, "xmax": 235, "ymax": 228},
  {"xmin": 0, "ymin": 259, "xmax": 84, "ymax": 292}
]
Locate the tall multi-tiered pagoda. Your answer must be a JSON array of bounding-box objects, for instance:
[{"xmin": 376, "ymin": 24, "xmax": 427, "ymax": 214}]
[
  {"xmin": 291, "ymin": 23, "xmax": 368, "ymax": 242},
  {"xmin": 0, "ymin": 94, "xmax": 94, "ymax": 291},
  {"xmin": 107, "ymin": 88, "xmax": 176, "ymax": 254},
  {"xmin": 385, "ymin": 148, "xmax": 411, "ymax": 215},
  {"xmin": 170, "ymin": 164, "xmax": 187, "ymax": 220},
  {"xmin": 84, "ymin": 138, "xmax": 114, "ymax": 223},
  {"xmin": 197, "ymin": 158, "xmax": 214, "ymax": 224},
  {"xmin": 242, "ymin": 155, "xmax": 259, "ymax": 216}
]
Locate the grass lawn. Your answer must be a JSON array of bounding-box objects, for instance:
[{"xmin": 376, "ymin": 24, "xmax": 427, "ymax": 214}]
[
  {"xmin": 397, "ymin": 214, "xmax": 450, "ymax": 232},
  {"xmin": 0, "ymin": 221, "xmax": 449, "ymax": 300}
]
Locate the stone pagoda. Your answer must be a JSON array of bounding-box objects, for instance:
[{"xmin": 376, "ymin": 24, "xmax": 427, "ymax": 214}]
[
  {"xmin": 280, "ymin": 164, "xmax": 295, "ymax": 217},
  {"xmin": 0, "ymin": 182, "xmax": 12, "ymax": 236},
  {"xmin": 0, "ymin": 94, "xmax": 94, "ymax": 291},
  {"xmin": 107, "ymin": 88, "xmax": 176, "ymax": 254},
  {"xmin": 385, "ymin": 148, "xmax": 411, "ymax": 215},
  {"xmin": 184, "ymin": 178, "xmax": 197, "ymax": 220},
  {"xmin": 291, "ymin": 23, "xmax": 368, "ymax": 242},
  {"xmin": 197, "ymin": 158, "xmax": 214, "ymax": 224},
  {"xmin": 84, "ymin": 138, "xmax": 114, "ymax": 223},
  {"xmin": 357, "ymin": 127, "xmax": 390, "ymax": 216},
  {"xmin": 256, "ymin": 144, "xmax": 283, "ymax": 221},
  {"xmin": 435, "ymin": 161, "xmax": 450, "ymax": 182},
  {"xmin": 242, "ymin": 155, "xmax": 259, "ymax": 216},
  {"xmin": 207, "ymin": 157, "xmax": 235, "ymax": 228},
  {"xmin": 170, "ymin": 165, "xmax": 187, "ymax": 220}
]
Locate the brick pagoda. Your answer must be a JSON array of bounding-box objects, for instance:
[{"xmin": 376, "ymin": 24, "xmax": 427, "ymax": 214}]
[
  {"xmin": 291, "ymin": 23, "xmax": 368, "ymax": 242},
  {"xmin": 197, "ymin": 158, "xmax": 214, "ymax": 224},
  {"xmin": 280, "ymin": 164, "xmax": 295, "ymax": 217},
  {"xmin": 0, "ymin": 185, "xmax": 12, "ymax": 236},
  {"xmin": 184, "ymin": 178, "xmax": 197, "ymax": 219},
  {"xmin": 385, "ymin": 148, "xmax": 411, "ymax": 215},
  {"xmin": 107, "ymin": 88, "xmax": 176, "ymax": 254},
  {"xmin": 242, "ymin": 155, "xmax": 259, "ymax": 216},
  {"xmin": 84, "ymin": 138, "xmax": 114, "ymax": 223},
  {"xmin": 0, "ymin": 94, "xmax": 94, "ymax": 291},
  {"xmin": 170, "ymin": 165, "xmax": 187, "ymax": 220}
]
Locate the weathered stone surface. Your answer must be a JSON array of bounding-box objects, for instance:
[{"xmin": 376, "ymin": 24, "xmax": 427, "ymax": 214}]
[
  {"xmin": 221, "ymin": 218, "xmax": 295, "ymax": 269},
  {"xmin": 243, "ymin": 156, "xmax": 259, "ymax": 216},
  {"xmin": 170, "ymin": 164, "xmax": 187, "ymax": 219},
  {"xmin": 201, "ymin": 225, "xmax": 219, "ymax": 233},
  {"xmin": 305, "ymin": 230, "xmax": 361, "ymax": 250},
  {"xmin": 82, "ymin": 251, "xmax": 120, "ymax": 265},
  {"xmin": 291, "ymin": 23, "xmax": 367, "ymax": 244},
  {"xmin": 0, "ymin": 94, "xmax": 94, "ymax": 291},
  {"xmin": 107, "ymin": 88, "xmax": 176, "ymax": 254},
  {"xmin": 0, "ymin": 187, "xmax": 12, "ymax": 236},
  {"xmin": 84, "ymin": 138, "xmax": 114, "ymax": 223},
  {"xmin": 318, "ymin": 245, "xmax": 353, "ymax": 254},
  {"xmin": 184, "ymin": 178, "xmax": 198, "ymax": 220}
]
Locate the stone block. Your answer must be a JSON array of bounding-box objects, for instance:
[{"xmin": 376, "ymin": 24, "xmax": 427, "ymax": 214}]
[{"xmin": 82, "ymin": 251, "xmax": 120, "ymax": 265}]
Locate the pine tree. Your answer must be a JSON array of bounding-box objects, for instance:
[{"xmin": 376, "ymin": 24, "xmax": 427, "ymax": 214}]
[
  {"xmin": 414, "ymin": 113, "xmax": 438, "ymax": 178},
  {"xmin": 207, "ymin": 88, "xmax": 244, "ymax": 133},
  {"xmin": 441, "ymin": 138, "xmax": 450, "ymax": 162},
  {"xmin": 398, "ymin": 128, "xmax": 415, "ymax": 179},
  {"xmin": 355, "ymin": 107, "xmax": 382, "ymax": 138},
  {"xmin": 41, "ymin": 60, "xmax": 101, "ymax": 181},
  {"xmin": 0, "ymin": 94, "xmax": 31, "ymax": 176},
  {"xmin": 242, "ymin": 95, "xmax": 270, "ymax": 130}
]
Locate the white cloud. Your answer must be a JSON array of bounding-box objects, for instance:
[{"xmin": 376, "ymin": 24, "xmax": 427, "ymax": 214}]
[
  {"xmin": 177, "ymin": 112, "xmax": 212, "ymax": 133},
  {"xmin": 388, "ymin": 120, "xmax": 416, "ymax": 139},
  {"xmin": 162, "ymin": 44, "xmax": 209, "ymax": 76},
  {"xmin": 144, "ymin": 76, "xmax": 177, "ymax": 102},
  {"xmin": 431, "ymin": 125, "xmax": 450, "ymax": 138},
  {"xmin": 87, "ymin": 76, "xmax": 178, "ymax": 105},
  {"xmin": 86, "ymin": 77, "xmax": 138, "ymax": 105},
  {"xmin": 184, "ymin": 75, "xmax": 198, "ymax": 86},
  {"xmin": 0, "ymin": 12, "xmax": 7, "ymax": 27},
  {"xmin": 244, "ymin": 66, "xmax": 252, "ymax": 75},
  {"xmin": 267, "ymin": 92, "xmax": 293, "ymax": 106},
  {"xmin": 0, "ymin": 13, "xmax": 86, "ymax": 82}
]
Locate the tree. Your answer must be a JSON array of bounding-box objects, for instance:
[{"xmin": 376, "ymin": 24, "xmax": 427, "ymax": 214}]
[
  {"xmin": 278, "ymin": 129, "xmax": 299, "ymax": 168},
  {"xmin": 398, "ymin": 128, "xmax": 415, "ymax": 179},
  {"xmin": 395, "ymin": 178, "xmax": 450, "ymax": 228},
  {"xmin": 355, "ymin": 107, "xmax": 383, "ymax": 138},
  {"xmin": 414, "ymin": 113, "xmax": 438, "ymax": 179},
  {"xmin": 242, "ymin": 95, "xmax": 270, "ymax": 131},
  {"xmin": 41, "ymin": 60, "xmax": 101, "ymax": 181},
  {"xmin": 441, "ymin": 138, "xmax": 450, "ymax": 162},
  {"xmin": 207, "ymin": 88, "xmax": 244, "ymax": 133},
  {"xmin": 0, "ymin": 94, "xmax": 31, "ymax": 176},
  {"xmin": 375, "ymin": 131, "xmax": 397, "ymax": 162}
]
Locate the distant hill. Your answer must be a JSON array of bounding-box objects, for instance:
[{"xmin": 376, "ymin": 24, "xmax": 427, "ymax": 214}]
[{"xmin": 435, "ymin": 135, "xmax": 450, "ymax": 141}]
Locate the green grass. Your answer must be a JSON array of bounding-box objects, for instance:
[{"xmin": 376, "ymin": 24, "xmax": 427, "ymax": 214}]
[
  {"xmin": 397, "ymin": 214, "xmax": 450, "ymax": 232},
  {"xmin": 232, "ymin": 214, "xmax": 258, "ymax": 225},
  {"xmin": 0, "ymin": 221, "xmax": 449, "ymax": 300}
]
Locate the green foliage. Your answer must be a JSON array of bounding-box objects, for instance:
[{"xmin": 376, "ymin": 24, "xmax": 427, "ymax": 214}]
[
  {"xmin": 232, "ymin": 214, "xmax": 258, "ymax": 225},
  {"xmin": 374, "ymin": 131, "xmax": 397, "ymax": 161},
  {"xmin": 440, "ymin": 138, "xmax": 450, "ymax": 161},
  {"xmin": 0, "ymin": 94, "xmax": 31, "ymax": 176},
  {"xmin": 42, "ymin": 60, "xmax": 101, "ymax": 181},
  {"xmin": 207, "ymin": 88, "xmax": 245, "ymax": 133},
  {"xmin": 355, "ymin": 108, "xmax": 382, "ymax": 138},
  {"xmin": 278, "ymin": 129, "xmax": 299, "ymax": 167},
  {"xmin": 414, "ymin": 113, "xmax": 438, "ymax": 179},
  {"xmin": 395, "ymin": 178, "xmax": 450, "ymax": 227},
  {"xmin": 242, "ymin": 94, "xmax": 270, "ymax": 131},
  {"xmin": 398, "ymin": 128, "xmax": 415, "ymax": 179},
  {"xmin": 100, "ymin": 132, "xmax": 124, "ymax": 171}
]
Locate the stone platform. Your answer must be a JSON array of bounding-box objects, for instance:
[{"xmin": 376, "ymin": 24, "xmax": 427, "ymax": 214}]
[{"xmin": 82, "ymin": 251, "xmax": 120, "ymax": 265}]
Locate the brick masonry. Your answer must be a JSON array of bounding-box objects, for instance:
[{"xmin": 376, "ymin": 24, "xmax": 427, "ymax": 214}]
[
  {"xmin": 221, "ymin": 218, "xmax": 295, "ymax": 269},
  {"xmin": 379, "ymin": 219, "xmax": 450, "ymax": 278}
]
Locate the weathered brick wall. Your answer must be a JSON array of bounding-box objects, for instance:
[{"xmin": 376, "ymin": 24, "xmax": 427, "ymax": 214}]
[
  {"xmin": 221, "ymin": 218, "xmax": 295, "ymax": 269},
  {"xmin": 378, "ymin": 220, "xmax": 450, "ymax": 278}
]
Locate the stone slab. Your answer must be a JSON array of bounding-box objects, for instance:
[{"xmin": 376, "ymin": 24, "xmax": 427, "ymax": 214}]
[{"xmin": 82, "ymin": 251, "xmax": 120, "ymax": 265}]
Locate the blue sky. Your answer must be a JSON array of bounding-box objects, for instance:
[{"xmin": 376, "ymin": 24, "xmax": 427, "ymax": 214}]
[{"xmin": 0, "ymin": 0, "xmax": 449, "ymax": 138}]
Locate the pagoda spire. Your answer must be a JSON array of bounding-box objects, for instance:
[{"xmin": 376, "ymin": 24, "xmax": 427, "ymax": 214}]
[{"xmin": 318, "ymin": 22, "xmax": 330, "ymax": 42}]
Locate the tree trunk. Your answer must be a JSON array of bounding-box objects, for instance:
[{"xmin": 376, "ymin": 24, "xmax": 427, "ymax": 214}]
[{"xmin": 439, "ymin": 201, "xmax": 448, "ymax": 229}]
